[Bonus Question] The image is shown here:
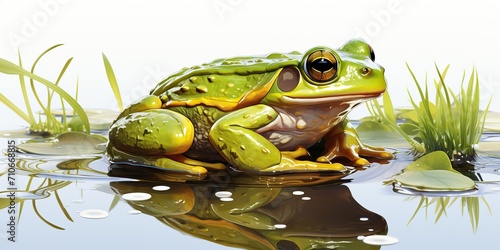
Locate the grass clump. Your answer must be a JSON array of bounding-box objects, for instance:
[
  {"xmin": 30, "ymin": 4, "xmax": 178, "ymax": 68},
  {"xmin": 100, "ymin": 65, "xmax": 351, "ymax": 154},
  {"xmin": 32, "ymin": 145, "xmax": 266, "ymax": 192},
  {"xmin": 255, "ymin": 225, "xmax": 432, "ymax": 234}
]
[
  {"xmin": 367, "ymin": 64, "xmax": 490, "ymax": 163},
  {"xmin": 0, "ymin": 44, "xmax": 89, "ymax": 135},
  {"xmin": 0, "ymin": 45, "xmax": 124, "ymax": 137}
]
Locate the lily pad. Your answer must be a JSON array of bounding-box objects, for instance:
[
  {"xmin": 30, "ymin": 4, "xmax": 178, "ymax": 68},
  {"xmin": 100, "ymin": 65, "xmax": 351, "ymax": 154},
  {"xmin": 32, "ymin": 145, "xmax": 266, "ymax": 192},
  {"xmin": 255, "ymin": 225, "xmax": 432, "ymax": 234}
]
[
  {"xmin": 483, "ymin": 111, "xmax": 500, "ymax": 132},
  {"xmin": 356, "ymin": 120, "xmax": 396, "ymax": 132},
  {"xmin": 43, "ymin": 108, "xmax": 119, "ymax": 131},
  {"xmin": 388, "ymin": 151, "xmax": 476, "ymax": 192},
  {"xmin": 17, "ymin": 132, "xmax": 107, "ymax": 155},
  {"xmin": 477, "ymin": 141, "xmax": 500, "ymax": 158},
  {"xmin": 394, "ymin": 170, "xmax": 475, "ymax": 191}
]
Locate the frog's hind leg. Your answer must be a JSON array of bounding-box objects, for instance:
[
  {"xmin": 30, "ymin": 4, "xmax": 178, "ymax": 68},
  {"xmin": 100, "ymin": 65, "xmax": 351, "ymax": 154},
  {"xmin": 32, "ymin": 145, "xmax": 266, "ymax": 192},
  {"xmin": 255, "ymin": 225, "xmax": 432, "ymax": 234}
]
[{"xmin": 108, "ymin": 109, "xmax": 216, "ymax": 175}]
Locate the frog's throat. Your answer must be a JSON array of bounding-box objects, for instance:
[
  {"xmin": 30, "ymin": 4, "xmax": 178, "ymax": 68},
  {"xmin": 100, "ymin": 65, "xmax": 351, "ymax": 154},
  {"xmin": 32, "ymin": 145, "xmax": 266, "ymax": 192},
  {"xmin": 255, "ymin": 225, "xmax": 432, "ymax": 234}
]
[{"xmin": 280, "ymin": 93, "xmax": 381, "ymax": 105}]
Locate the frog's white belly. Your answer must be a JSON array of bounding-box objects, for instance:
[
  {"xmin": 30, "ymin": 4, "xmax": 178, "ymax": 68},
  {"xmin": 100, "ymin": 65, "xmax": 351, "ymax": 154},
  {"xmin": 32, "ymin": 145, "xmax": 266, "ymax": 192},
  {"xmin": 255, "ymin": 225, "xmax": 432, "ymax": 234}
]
[{"xmin": 257, "ymin": 105, "xmax": 349, "ymax": 151}]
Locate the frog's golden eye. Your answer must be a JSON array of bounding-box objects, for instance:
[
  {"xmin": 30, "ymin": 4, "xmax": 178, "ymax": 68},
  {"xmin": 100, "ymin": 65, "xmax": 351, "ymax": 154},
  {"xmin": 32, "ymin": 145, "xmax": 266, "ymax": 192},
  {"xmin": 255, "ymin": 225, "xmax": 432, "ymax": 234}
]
[
  {"xmin": 304, "ymin": 49, "xmax": 338, "ymax": 83},
  {"xmin": 368, "ymin": 45, "xmax": 375, "ymax": 61}
]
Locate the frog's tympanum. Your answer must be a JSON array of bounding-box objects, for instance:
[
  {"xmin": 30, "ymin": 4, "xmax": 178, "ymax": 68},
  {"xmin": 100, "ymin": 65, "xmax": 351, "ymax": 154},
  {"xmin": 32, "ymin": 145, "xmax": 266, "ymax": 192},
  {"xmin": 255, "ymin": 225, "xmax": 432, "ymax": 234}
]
[
  {"xmin": 107, "ymin": 39, "xmax": 394, "ymax": 175},
  {"xmin": 111, "ymin": 181, "xmax": 388, "ymax": 250}
]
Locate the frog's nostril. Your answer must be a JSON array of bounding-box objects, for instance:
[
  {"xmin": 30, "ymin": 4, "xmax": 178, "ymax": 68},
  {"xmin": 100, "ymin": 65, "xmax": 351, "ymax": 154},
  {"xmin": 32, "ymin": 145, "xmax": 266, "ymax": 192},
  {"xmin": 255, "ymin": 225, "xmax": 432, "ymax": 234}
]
[{"xmin": 361, "ymin": 67, "xmax": 372, "ymax": 76}]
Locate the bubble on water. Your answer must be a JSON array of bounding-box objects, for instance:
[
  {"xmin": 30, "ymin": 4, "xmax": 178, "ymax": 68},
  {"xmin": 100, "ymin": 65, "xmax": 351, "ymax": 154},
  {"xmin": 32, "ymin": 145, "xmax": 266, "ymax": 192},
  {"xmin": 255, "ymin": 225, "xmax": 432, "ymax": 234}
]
[
  {"xmin": 79, "ymin": 209, "xmax": 109, "ymax": 219},
  {"xmin": 301, "ymin": 197, "xmax": 311, "ymax": 201},
  {"xmin": 292, "ymin": 191, "xmax": 304, "ymax": 196},
  {"xmin": 215, "ymin": 191, "xmax": 232, "ymax": 198},
  {"xmin": 128, "ymin": 210, "xmax": 142, "ymax": 215},
  {"xmin": 220, "ymin": 197, "xmax": 233, "ymax": 202},
  {"xmin": 357, "ymin": 236, "xmax": 365, "ymax": 240},
  {"xmin": 152, "ymin": 185, "xmax": 170, "ymax": 191},
  {"xmin": 363, "ymin": 235, "xmax": 399, "ymax": 246},
  {"xmin": 122, "ymin": 192, "xmax": 152, "ymax": 201},
  {"xmin": 71, "ymin": 199, "xmax": 84, "ymax": 204},
  {"xmin": 274, "ymin": 224, "xmax": 287, "ymax": 229}
]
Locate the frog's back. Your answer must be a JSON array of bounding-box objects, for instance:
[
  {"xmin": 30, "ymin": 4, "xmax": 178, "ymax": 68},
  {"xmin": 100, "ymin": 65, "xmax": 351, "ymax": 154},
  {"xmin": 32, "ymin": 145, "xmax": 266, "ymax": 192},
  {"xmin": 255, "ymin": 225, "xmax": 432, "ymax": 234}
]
[{"xmin": 151, "ymin": 52, "xmax": 301, "ymax": 111}]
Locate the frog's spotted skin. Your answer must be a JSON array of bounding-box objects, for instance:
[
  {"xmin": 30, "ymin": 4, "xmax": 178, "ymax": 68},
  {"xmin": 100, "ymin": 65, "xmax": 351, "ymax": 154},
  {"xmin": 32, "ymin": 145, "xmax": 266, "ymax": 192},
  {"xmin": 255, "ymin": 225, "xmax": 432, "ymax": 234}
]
[{"xmin": 107, "ymin": 39, "xmax": 394, "ymax": 176}]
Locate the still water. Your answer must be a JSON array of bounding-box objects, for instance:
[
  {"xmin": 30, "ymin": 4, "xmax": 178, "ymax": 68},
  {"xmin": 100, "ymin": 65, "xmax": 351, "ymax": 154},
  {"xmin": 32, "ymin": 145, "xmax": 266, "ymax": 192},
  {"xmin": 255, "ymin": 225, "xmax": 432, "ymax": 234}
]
[{"xmin": 0, "ymin": 133, "xmax": 499, "ymax": 250}]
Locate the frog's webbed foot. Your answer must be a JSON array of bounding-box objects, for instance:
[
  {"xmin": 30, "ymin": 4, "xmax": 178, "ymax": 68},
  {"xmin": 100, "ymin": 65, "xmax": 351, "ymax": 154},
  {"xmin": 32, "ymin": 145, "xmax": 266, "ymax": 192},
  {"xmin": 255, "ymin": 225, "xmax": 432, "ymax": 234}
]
[
  {"xmin": 108, "ymin": 147, "xmax": 225, "ymax": 175},
  {"xmin": 263, "ymin": 155, "xmax": 346, "ymax": 173},
  {"xmin": 317, "ymin": 123, "xmax": 394, "ymax": 167}
]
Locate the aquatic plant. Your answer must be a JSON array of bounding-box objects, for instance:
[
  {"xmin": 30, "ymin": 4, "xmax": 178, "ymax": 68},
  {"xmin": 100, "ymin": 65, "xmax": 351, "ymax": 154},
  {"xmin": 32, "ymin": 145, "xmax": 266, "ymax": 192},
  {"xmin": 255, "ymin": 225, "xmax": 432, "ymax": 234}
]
[
  {"xmin": 407, "ymin": 195, "xmax": 491, "ymax": 233},
  {"xmin": 0, "ymin": 44, "xmax": 90, "ymax": 135},
  {"xmin": 366, "ymin": 64, "xmax": 490, "ymax": 162},
  {"xmin": 0, "ymin": 45, "xmax": 124, "ymax": 137}
]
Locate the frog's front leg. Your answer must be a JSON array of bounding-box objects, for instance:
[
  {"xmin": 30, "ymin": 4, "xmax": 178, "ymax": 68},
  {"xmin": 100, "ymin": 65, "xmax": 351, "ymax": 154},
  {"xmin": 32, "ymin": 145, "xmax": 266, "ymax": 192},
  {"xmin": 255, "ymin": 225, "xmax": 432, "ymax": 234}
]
[
  {"xmin": 209, "ymin": 104, "xmax": 345, "ymax": 173},
  {"xmin": 317, "ymin": 119, "xmax": 394, "ymax": 166}
]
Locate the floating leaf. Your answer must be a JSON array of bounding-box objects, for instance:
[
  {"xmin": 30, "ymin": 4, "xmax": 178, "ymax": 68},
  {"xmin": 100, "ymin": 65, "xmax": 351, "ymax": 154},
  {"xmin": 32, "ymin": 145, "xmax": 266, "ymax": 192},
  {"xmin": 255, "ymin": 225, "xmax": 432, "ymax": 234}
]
[
  {"xmin": 356, "ymin": 120, "xmax": 396, "ymax": 132},
  {"xmin": 477, "ymin": 141, "xmax": 500, "ymax": 158},
  {"xmin": 404, "ymin": 151, "xmax": 458, "ymax": 173},
  {"xmin": 483, "ymin": 111, "xmax": 500, "ymax": 132},
  {"xmin": 17, "ymin": 132, "xmax": 107, "ymax": 155},
  {"xmin": 394, "ymin": 170, "xmax": 475, "ymax": 191},
  {"xmin": 388, "ymin": 151, "xmax": 476, "ymax": 191}
]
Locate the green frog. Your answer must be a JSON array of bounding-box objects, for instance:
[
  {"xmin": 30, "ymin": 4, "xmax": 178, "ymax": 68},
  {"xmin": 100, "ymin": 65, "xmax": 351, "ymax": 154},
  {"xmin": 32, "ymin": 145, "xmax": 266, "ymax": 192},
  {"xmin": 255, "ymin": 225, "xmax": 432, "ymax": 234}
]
[{"xmin": 107, "ymin": 39, "xmax": 394, "ymax": 175}]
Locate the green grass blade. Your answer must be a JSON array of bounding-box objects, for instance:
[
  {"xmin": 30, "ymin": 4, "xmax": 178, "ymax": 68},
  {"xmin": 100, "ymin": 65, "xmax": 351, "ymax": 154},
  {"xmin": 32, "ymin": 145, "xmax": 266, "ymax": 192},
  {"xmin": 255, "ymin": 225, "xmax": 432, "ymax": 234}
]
[
  {"xmin": 108, "ymin": 194, "xmax": 121, "ymax": 212},
  {"xmin": 54, "ymin": 189, "xmax": 74, "ymax": 222},
  {"xmin": 17, "ymin": 51, "xmax": 35, "ymax": 124},
  {"xmin": 382, "ymin": 91, "xmax": 396, "ymax": 124},
  {"xmin": 102, "ymin": 53, "xmax": 123, "ymax": 111},
  {"xmin": 0, "ymin": 93, "xmax": 31, "ymax": 123},
  {"xmin": 407, "ymin": 196, "xmax": 425, "ymax": 225},
  {"xmin": 48, "ymin": 57, "xmax": 74, "ymax": 108},
  {"xmin": 0, "ymin": 58, "xmax": 90, "ymax": 133},
  {"xmin": 32, "ymin": 200, "xmax": 65, "ymax": 230}
]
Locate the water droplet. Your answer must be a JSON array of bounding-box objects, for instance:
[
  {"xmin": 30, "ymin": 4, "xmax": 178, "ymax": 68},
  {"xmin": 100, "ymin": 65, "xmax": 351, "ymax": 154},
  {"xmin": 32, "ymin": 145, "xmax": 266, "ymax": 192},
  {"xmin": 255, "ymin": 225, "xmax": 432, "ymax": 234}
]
[
  {"xmin": 152, "ymin": 185, "xmax": 170, "ymax": 191},
  {"xmin": 79, "ymin": 209, "xmax": 109, "ymax": 219},
  {"xmin": 215, "ymin": 191, "xmax": 232, "ymax": 198},
  {"xmin": 274, "ymin": 224, "xmax": 287, "ymax": 229},
  {"xmin": 128, "ymin": 210, "xmax": 142, "ymax": 215},
  {"xmin": 122, "ymin": 192, "xmax": 152, "ymax": 201},
  {"xmin": 220, "ymin": 197, "xmax": 233, "ymax": 202},
  {"xmin": 301, "ymin": 197, "xmax": 311, "ymax": 201},
  {"xmin": 360, "ymin": 217, "xmax": 369, "ymax": 221},
  {"xmin": 363, "ymin": 235, "xmax": 399, "ymax": 246},
  {"xmin": 71, "ymin": 199, "xmax": 84, "ymax": 204},
  {"xmin": 292, "ymin": 191, "xmax": 304, "ymax": 196}
]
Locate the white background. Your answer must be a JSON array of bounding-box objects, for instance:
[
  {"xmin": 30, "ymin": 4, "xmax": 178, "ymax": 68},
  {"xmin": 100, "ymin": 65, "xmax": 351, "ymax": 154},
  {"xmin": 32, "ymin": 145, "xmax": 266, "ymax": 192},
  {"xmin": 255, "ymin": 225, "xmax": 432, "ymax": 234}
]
[{"xmin": 0, "ymin": 0, "xmax": 499, "ymax": 129}]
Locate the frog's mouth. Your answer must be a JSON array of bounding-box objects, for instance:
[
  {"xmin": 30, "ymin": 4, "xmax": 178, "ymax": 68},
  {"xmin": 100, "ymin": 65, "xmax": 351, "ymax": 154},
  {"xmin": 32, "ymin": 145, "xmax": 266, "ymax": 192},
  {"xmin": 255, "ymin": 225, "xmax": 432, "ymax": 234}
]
[{"xmin": 280, "ymin": 93, "xmax": 382, "ymax": 105}]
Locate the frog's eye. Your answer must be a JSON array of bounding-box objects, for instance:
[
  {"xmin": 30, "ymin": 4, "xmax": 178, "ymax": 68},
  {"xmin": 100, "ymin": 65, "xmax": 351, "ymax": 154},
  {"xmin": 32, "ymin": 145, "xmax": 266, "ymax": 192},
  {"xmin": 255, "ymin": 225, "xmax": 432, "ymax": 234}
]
[
  {"xmin": 368, "ymin": 45, "xmax": 375, "ymax": 61},
  {"xmin": 304, "ymin": 49, "xmax": 338, "ymax": 83},
  {"xmin": 277, "ymin": 66, "xmax": 300, "ymax": 92}
]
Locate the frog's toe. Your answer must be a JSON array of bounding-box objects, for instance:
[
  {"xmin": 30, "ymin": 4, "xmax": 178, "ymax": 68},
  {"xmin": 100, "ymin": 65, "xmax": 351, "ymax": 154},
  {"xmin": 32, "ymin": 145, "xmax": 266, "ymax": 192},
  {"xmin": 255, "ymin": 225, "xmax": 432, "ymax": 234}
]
[
  {"xmin": 359, "ymin": 147, "xmax": 394, "ymax": 160},
  {"xmin": 354, "ymin": 158, "xmax": 370, "ymax": 166}
]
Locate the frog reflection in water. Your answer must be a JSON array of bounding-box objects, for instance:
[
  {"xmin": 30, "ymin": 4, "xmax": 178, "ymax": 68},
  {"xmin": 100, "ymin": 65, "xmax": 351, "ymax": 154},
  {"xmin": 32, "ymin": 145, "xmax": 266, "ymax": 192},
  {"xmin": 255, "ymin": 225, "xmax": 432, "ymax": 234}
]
[
  {"xmin": 111, "ymin": 181, "xmax": 388, "ymax": 250},
  {"xmin": 107, "ymin": 39, "xmax": 394, "ymax": 175}
]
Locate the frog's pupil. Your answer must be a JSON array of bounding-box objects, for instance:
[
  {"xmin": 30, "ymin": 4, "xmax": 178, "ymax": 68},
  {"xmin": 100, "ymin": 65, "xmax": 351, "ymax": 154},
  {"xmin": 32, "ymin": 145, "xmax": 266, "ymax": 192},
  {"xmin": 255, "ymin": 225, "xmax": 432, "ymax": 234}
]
[{"xmin": 312, "ymin": 58, "xmax": 334, "ymax": 72}]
